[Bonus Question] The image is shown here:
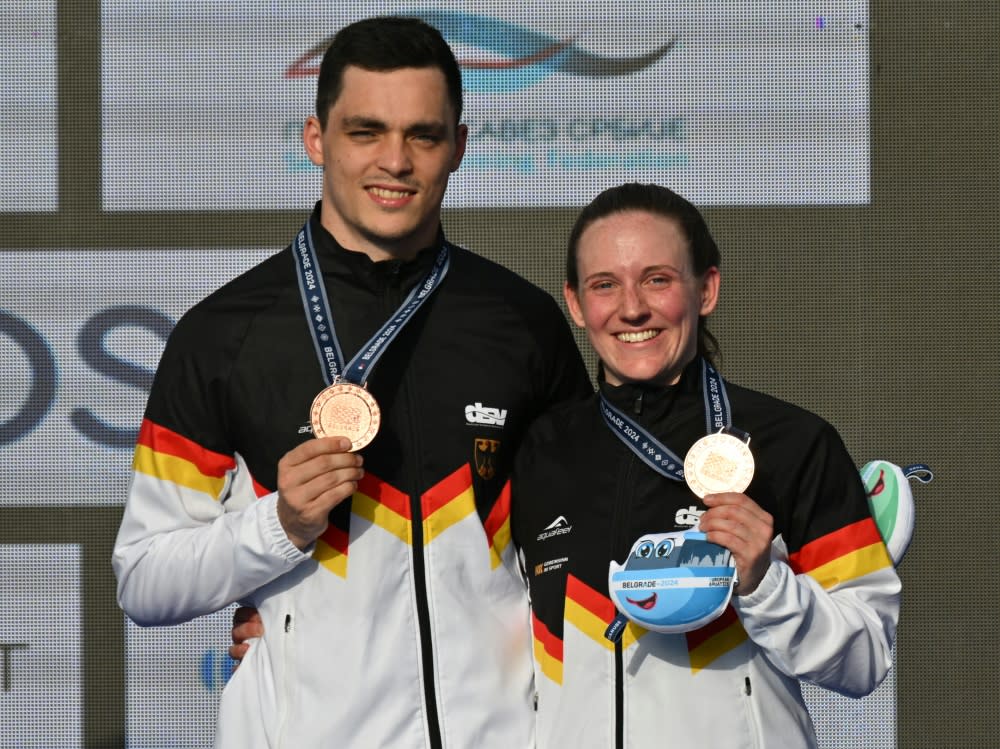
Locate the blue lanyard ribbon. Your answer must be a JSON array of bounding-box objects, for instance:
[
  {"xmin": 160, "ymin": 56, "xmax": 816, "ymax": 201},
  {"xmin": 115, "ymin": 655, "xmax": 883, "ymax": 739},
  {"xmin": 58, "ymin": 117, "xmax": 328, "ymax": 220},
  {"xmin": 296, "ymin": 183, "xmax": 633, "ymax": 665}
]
[
  {"xmin": 599, "ymin": 359, "xmax": 732, "ymax": 482},
  {"xmin": 292, "ymin": 221, "xmax": 450, "ymax": 387}
]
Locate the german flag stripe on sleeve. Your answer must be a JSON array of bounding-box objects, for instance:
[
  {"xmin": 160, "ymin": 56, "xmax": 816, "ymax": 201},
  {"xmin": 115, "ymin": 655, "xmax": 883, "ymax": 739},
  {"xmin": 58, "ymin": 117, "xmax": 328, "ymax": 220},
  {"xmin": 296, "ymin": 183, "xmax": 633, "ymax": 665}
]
[
  {"xmin": 565, "ymin": 575, "xmax": 644, "ymax": 650},
  {"xmin": 314, "ymin": 523, "xmax": 350, "ymax": 578},
  {"xmin": 133, "ymin": 418, "xmax": 235, "ymax": 499},
  {"xmin": 251, "ymin": 476, "xmax": 271, "ymax": 499},
  {"xmin": 788, "ymin": 518, "xmax": 893, "ymax": 589},
  {"xmin": 686, "ymin": 606, "xmax": 748, "ymax": 674}
]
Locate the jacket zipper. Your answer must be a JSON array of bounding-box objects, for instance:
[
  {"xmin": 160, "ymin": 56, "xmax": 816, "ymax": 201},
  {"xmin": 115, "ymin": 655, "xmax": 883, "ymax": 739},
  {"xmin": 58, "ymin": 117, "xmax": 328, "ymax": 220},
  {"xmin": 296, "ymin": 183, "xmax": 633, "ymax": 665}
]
[
  {"xmin": 612, "ymin": 389, "xmax": 644, "ymax": 749},
  {"xmin": 386, "ymin": 265, "xmax": 444, "ymax": 749},
  {"xmin": 615, "ymin": 641, "xmax": 625, "ymax": 749}
]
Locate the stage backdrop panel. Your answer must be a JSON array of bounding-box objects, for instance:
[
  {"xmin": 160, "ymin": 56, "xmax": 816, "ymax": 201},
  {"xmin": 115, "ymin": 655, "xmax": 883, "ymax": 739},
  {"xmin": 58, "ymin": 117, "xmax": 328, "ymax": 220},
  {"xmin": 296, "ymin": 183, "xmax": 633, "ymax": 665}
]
[
  {"xmin": 124, "ymin": 607, "xmax": 239, "ymax": 749},
  {"xmin": 0, "ymin": 544, "xmax": 83, "ymax": 748},
  {"xmin": 1, "ymin": 0, "xmax": 57, "ymax": 212},
  {"xmin": 803, "ymin": 648, "xmax": 897, "ymax": 748}
]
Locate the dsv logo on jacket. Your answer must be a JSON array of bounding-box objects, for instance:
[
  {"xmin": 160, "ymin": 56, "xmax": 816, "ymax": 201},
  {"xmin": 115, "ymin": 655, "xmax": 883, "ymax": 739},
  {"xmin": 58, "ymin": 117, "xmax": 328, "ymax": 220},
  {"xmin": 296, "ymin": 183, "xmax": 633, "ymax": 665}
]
[{"xmin": 465, "ymin": 402, "xmax": 508, "ymax": 426}]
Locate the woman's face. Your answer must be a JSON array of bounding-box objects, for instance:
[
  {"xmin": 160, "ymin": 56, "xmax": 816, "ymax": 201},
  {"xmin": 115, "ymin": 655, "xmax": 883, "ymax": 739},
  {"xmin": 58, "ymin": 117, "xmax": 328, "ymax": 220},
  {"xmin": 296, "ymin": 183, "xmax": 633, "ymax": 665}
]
[{"xmin": 564, "ymin": 210, "xmax": 719, "ymax": 388}]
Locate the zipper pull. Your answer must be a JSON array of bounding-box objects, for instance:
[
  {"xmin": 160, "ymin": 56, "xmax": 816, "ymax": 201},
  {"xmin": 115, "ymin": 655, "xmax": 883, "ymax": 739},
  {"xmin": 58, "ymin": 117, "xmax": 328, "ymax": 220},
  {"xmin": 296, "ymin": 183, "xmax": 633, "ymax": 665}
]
[
  {"xmin": 284, "ymin": 614, "xmax": 292, "ymax": 633},
  {"xmin": 633, "ymin": 390, "xmax": 644, "ymax": 415},
  {"xmin": 604, "ymin": 613, "xmax": 629, "ymax": 643}
]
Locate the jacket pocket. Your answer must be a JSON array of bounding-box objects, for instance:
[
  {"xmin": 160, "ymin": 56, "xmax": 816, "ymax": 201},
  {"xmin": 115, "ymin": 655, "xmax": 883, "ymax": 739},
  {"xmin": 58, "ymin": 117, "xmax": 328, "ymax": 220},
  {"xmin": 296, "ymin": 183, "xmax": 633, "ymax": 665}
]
[
  {"xmin": 740, "ymin": 674, "xmax": 763, "ymax": 749},
  {"xmin": 274, "ymin": 609, "xmax": 296, "ymax": 749}
]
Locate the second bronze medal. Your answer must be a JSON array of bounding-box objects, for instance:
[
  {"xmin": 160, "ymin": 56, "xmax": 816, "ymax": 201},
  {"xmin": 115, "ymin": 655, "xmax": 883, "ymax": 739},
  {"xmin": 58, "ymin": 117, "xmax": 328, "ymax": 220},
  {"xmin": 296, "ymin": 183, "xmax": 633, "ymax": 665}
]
[{"xmin": 683, "ymin": 430, "xmax": 755, "ymax": 498}]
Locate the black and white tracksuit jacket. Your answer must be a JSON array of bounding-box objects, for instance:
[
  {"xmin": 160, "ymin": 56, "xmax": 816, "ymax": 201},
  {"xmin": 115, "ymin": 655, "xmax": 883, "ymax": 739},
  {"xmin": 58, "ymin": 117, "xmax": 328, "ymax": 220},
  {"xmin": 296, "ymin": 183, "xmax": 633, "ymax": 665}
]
[
  {"xmin": 113, "ymin": 207, "xmax": 592, "ymax": 748},
  {"xmin": 512, "ymin": 361, "xmax": 900, "ymax": 749}
]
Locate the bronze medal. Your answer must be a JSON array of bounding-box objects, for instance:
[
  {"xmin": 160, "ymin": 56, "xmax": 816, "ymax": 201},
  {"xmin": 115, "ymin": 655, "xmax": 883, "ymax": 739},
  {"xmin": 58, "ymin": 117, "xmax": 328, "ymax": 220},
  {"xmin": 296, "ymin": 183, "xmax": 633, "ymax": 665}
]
[
  {"xmin": 683, "ymin": 430, "xmax": 755, "ymax": 498},
  {"xmin": 309, "ymin": 382, "xmax": 381, "ymax": 451}
]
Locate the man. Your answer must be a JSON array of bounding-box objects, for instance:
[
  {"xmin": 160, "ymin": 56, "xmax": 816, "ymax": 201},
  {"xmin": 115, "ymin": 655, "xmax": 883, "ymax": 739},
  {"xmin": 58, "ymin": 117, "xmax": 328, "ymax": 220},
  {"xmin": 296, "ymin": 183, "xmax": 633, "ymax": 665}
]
[{"xmin": 113, "ymin": 16, "xmax": 591, "ymax": 748}]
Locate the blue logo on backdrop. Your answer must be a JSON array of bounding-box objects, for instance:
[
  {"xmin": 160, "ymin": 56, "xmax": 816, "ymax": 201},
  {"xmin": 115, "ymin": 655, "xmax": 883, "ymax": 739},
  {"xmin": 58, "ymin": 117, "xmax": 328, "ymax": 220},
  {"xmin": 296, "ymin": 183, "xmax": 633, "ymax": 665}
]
[
  {"xmin": 412, "ymin": 11, "xmax": 678, "ymax": 92},
  {"xmin": 200, "ymin": 649, "xmax": 238, "ymax": 691},
  {"xmin": 285, "ymin": 11, "xmax": 678, "ymax": 92}
]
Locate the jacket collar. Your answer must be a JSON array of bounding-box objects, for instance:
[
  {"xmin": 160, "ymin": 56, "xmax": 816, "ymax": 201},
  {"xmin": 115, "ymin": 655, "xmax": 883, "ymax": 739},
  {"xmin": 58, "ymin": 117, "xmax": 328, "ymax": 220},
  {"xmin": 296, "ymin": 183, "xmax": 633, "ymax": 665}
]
[
  {"xmin": 307, "ymin": 202, "xmax": 445, "ymax": 293},
  {"xmin": 597, "ymin": 357, "xmax": 703, "ymax": 423}
]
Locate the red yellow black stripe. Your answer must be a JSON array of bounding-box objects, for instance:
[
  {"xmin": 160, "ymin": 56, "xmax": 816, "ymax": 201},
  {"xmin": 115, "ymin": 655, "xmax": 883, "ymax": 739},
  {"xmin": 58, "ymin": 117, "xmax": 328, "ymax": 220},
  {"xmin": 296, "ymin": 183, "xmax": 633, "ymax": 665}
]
[
  {"xmin": 483, "ymin": 481, "xmax": 513, "ymax": 569},
  {"xmin": 789, "ymin": 518, "xmax": 892, "ymax": 589},
  {"xmin": 532, "ymin": 610, "xmax": 564, "ymax": 684},
  {"xmin": 421, "ymin": 463, "xmax": 476, "ymax": 544},
  {"xmin": 133, "ymin": 418, "xmax": 235, "ymax": 499}
]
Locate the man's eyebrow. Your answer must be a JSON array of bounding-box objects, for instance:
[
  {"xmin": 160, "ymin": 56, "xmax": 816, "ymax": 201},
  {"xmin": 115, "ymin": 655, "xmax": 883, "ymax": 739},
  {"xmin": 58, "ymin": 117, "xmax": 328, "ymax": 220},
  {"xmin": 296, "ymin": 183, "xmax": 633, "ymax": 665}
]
[
  {"xmin": 337, "ymin": 116, "xmax": 448, "ymax": 137},
  {"xmin": 406, "ymin": 121, "xmax": 448, "ymax": 135},
  {"xmin": 339, "ymin": 115, "xmax": 387, "ymax": 130},
  {"xmin": 641, "ymin": 264, "xmax": 684, "ymax": 275}
]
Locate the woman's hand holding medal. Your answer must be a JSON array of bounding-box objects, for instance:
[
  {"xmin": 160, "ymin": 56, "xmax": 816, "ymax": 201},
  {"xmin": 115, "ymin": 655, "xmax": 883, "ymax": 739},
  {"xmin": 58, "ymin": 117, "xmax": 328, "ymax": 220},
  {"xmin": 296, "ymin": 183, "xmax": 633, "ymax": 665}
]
[
  {"xmin": 276, "ymin": 436, "xmax": 365, "ymax": 550},
  {"xmin": 682, "ymin": 425, "xmax": 770, "ymax": 596},
  {"xmin": 698, "ymin": 492, "xmax": 774, "ymax": 596}
]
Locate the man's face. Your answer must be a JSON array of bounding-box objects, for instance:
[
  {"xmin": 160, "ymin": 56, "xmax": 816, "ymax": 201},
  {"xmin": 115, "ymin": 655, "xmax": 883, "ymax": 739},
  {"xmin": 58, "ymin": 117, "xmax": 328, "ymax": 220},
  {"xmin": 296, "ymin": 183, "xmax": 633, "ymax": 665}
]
[{"xmin": 303, "ymin": 66, "xmax": 467, "ymax": 260}]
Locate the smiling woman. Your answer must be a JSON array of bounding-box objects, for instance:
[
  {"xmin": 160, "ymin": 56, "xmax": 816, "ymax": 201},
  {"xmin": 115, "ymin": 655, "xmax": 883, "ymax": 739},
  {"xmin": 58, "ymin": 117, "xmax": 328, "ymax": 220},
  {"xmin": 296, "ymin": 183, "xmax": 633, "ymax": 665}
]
[
  {"xmin": 563, "ymin": 185, "xmax": 721, "ymax": 384},
  {"xmin": 564, "ymin": 209, "xmax": 719, "ymax": 387},
  {"xmin": 512, "ymin": 182, "xmax": 902, "ymax": 749}
]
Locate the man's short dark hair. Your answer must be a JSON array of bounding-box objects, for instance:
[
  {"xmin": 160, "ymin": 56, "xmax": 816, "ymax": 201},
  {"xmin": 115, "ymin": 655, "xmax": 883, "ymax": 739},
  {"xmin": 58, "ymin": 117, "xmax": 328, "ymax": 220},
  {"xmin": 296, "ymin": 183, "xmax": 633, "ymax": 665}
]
[{"xmin": 316, "ymin": 16, "xmax": 464, "ymax": 129}]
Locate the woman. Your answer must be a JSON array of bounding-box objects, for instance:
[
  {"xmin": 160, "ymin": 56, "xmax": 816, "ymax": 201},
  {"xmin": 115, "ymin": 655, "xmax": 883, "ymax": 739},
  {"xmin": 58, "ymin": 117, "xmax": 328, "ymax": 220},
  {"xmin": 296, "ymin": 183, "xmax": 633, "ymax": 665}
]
[{"xmin": 512, "ymin": 183, "xmax": 899, "ymax": 748}]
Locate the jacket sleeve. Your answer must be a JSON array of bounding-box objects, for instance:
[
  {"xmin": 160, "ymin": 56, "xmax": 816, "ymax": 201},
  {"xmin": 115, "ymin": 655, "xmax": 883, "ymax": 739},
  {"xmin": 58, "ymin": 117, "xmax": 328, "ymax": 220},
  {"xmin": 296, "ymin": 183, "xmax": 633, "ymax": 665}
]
[
  {"xmin": 112, "ymin": 314, "xmax": 312, "ymax": 626},
  {"xmin": 732, "ymin": 543, "xmax": 899, "ymax": 697},
  {"xmin": 113, "ymin": 470, "xmax": 311, "ymax": 626},
  {"xmin": 731, "ymin": 423, "xmax": 900, "ymax": 698}
]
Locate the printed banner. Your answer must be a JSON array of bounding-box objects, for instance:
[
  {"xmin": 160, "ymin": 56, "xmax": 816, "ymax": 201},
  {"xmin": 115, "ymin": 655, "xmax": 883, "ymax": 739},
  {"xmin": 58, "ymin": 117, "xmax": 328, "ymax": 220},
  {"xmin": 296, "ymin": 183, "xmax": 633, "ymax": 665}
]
[{"xmin": 102, "ymin": 0, "xmax": 869, "ymax": 209}]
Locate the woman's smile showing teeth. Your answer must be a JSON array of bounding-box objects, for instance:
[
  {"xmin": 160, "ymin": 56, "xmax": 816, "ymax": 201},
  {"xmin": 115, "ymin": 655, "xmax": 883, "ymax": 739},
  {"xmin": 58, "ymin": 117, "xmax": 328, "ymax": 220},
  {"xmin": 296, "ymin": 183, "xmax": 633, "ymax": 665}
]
[{"xmin": 617, "ymin": 329, "xmax": 660, "ymax": 343}]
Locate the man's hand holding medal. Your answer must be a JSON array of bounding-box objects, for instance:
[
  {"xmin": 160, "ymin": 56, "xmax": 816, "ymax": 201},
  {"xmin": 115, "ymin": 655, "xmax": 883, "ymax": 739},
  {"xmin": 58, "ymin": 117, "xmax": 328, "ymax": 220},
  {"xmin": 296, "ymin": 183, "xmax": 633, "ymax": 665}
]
[{"xmin": 276, "ymin": 436, "xmax": 364, "ymax": 551}]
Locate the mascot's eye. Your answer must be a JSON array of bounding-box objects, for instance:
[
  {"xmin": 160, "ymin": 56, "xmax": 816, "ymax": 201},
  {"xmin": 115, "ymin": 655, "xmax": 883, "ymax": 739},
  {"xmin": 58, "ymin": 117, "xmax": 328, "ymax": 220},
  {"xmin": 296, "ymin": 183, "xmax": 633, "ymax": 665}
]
[
  {"xmin": 655, "ymin": 540, "xmax": 673, "ymax": 558},
  {"xmin": 636, "ymin": 541, "xmax": 654, "ymax": 558}
]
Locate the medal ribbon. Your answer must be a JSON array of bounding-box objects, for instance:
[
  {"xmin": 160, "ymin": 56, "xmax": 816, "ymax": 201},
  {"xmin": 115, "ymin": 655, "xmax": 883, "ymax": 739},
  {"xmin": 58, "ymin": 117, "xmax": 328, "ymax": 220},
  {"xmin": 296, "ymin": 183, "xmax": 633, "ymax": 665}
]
[
  {"xmin": 601, "ymin": 359, "xmax": 745, "ymax": 645},
  {"xmin": 598, "ymin": 359, "xmax": 733, "ymax": 482},
  {"xmin": 293, "ymin": 220, "xmax": 450, "ymax": 387}
]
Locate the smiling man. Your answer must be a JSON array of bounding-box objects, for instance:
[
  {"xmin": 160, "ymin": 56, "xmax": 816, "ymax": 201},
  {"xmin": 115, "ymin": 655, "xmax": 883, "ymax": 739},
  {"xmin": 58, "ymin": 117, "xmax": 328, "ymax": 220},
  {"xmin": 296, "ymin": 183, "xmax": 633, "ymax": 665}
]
[
  {"xmin": 304, "ymin": 64, "xmax": 466, "ymax": 260},
  {"xmin": 112, "ymin": 16, "xmax": 591, "ymax": 748}
]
